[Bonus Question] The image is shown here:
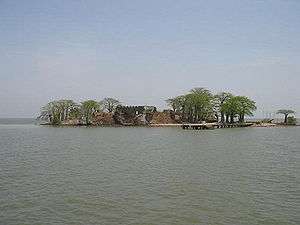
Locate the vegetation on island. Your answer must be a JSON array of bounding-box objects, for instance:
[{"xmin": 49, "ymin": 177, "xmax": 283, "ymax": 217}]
[
  {"xmin": 39, "ymin": 88, "xmax": 258, "ymax": 126},
  {"xmin": 38, "ymin": 88, "xmax": 296, "ymax": 127},
  {"xmin": 100, "ymin": 98, "xmax": 121, "ymax": 113},
  {"xmin": 276, "ymin": 109, "xmax": 296, "ymax": 125},
  {"xmin": 81, "ymin": 100, "xmax": 101, "ymax": 125},
  {"xmin": 39, "ymin": 98, "xmax": 119, "ymax": 125},
  {"xmin": 39, "ymin": 99, "xmax": 80, "ymax": 125},
  {"xmin": 166, "ymin": 88, "xmax": 257, "ymax": 124}
]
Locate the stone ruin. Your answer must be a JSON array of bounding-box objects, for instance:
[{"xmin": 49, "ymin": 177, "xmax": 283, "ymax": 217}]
[
  {"xmin": 92, "ymin": 112, "xmax": 115, "ymax": 126},
  {"xmin": 87, "ymin": 105, "xmax": 180, "ymax": 126}
]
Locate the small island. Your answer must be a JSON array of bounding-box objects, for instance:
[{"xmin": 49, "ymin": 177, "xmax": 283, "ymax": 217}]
[{"xmin": 38, "ymin": 87, "xmax": 297, "ymax": 128}]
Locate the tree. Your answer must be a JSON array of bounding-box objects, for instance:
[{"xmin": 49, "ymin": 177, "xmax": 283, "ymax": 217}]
[
  {"xmin": 287, "ymin": 116, "xmax": 297, "ymax": 125},
  {"xmin": 81, "ymin": 100, "xmax": 100, "ymax": 125},
  {"xmin": 101, "ymin": 98, "xmax": 121, "ymax": 113},
  {"xmin": 166, "ymin": 95, "xmax": 185, "ymax": 113},
  {"xmin": 182, "ymin": 88, "xmax": 214, "ymax": 123},
  {"xmin": 57, "ymin": 99, "xmax": 79, "ymax": 121},
  {"xmin": 222, "ymin": 96, "xmax": 256, "ymax": 123},
  {"xmin": 277, "ymin": 109, "xmax": 295, "ymax": 124},
  {"xmin": 39, "ymin": 99, "xmax": 78, "ymax": 125},
  {"xmin": 222, "ymin": 97, "xmax": 238, "ymax": 123},
  {"xmin": 234, "ymin": 96, "xmax": 257, "ymax": 123},
  {"xmin": 214, "ymin": 92, "xmax": 233, "ymax": 123},
  {"xmin": 39, "ymin": 101, "xmax": 61, "ymax": 125}
]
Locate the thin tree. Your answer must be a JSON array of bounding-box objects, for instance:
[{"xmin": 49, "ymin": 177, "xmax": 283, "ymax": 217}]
[
  {"xmin": 81, "ymin": 100, "xmax": 100, "ymax": 125},
  {"xmin": 101, "ymin": 98, "xmax": 121, "ymax": 113},
  {"xmin": 214, "ymin": 92, "xmax": 233, "ymax": 123},
  {"xmin": 277, "ymin": 109, "xmax": 295, "ymax": 124},
  {"xmin": 222, "ymin": 96, "xmax": 256, "ymax": 123},
  {"xmin": 231, "ymin": 96, "xmax": 256, "ymax": 123},
  {"xmin": 222, "ymin": 97, "xmax": 238, "ymax": 123},
  {"xmin": 183, "ymin": 88, "xmax": 214, "ymax": 123},
  {"xmin": 166, "ymin": 95, "xmax": 185, "ymax": 113},
  {"xmin": 39, "ymin": 100, "xmax": 78, "ymax": 125}
]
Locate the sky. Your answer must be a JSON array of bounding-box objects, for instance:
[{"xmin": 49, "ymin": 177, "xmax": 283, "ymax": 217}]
[{"xmin": 0, "ymin": 0, "xmax": 300, "ymax": 118}]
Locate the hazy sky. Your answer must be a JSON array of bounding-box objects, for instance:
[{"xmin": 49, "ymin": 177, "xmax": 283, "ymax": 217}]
[{"xmin": 0, "ymin": 0, "xmax": 299, "ymax": 118}]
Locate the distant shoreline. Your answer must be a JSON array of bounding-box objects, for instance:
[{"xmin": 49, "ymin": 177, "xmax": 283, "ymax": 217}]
[
  {"xmin": 38, "ymin": 122, "xmax": 299, "ymax": 128},
  {"xmin": 0, "ymin": 118, "xmax": 299, "ymax": 127}
]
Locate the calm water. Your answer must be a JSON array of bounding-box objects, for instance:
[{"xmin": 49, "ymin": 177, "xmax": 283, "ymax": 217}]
[{"xmin": 0, "ymin": 120, "xmax": 299, "ymax": 225}]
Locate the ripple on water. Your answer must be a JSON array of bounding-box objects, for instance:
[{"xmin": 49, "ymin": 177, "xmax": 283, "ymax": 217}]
[{"xmin": 0, "ymin": 126, "xmax": 299, "ymax": 225}]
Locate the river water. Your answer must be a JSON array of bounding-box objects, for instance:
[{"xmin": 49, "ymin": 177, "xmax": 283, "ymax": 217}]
[{"xmin": 0, "ymin": 120, "xmax": 299, "ymax": 224}]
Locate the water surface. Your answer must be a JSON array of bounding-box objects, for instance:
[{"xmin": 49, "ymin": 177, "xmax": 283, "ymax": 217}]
[{"xmin": 0, "ymin": 121, "xmax": 299, "ymax": 224}]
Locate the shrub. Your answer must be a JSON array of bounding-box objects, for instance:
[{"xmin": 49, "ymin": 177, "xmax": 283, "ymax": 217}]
[{"xmin": 287, "ymin": 116, "xmax": 297, "ymax": 125}]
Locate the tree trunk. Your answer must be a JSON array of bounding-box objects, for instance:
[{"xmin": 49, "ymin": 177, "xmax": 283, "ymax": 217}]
[
  {"xmin": 230, "ymin": 114, "xmax": 234, "ymax": 123},
  {"xmin": 239, "ymin": 114, "xmax": 245, "ymax": 123},
  {"xmin": 215, "ymin": 113, "xmax": 219, "ymax": 122},
  {"xmin": 226, "ymin": 114, "xmax": 229, "ymax": 123},
  {"xmin": 239, "ymin": 114, "xmax": 244, "ymax": 123},
  {"xmin": 221, "ymin": 112, "xmax": 225, "ymax": 123},
  {"xmin": 284, "ymin": 114, "xmax": 288, "ymax": 124}
]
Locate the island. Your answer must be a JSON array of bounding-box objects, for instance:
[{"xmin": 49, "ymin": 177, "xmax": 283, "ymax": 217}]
[{"xmin": 38, "ymin": 87, "xmax": 297, "ymax": 128}]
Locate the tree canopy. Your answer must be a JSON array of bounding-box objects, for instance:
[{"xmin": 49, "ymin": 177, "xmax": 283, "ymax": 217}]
[
  {"xmin": 39, "ymin": 99, "xmax": 78, "ymax": 125},
  {"xmin": 183, "ymin": 88, "xmax": 214, "ymax": 123},
  {"xmin": 228, "ymin": 96, "xmax": 257, "ymax": 123},
  {"xmin": 277, "ymin": 109, "xmax": 295, "ymax": 124},
  {"xmin": 166, "ymin": 88, "xmax": 256, "ymax": 123},
  {"xmin": 214, "ymin": 92, "xmax": 233, "ymax": 123},
  {"xmin": 39, "ymin": 97, "xmax": 122, "ymax": 125},
  {"xmin": 166, "ymin": 95, "xmax": 185, "ymax": 113},
  {"xmin": 39, "ymin": 89, "xmax": 257, "ymax": 126},
  {"xmin": 81, "ymin": 100, "xmax": 101, "ymax": 125},
  {"xmin": 100, "ymin": 98, "xmax": 121, "ymax": 113}
]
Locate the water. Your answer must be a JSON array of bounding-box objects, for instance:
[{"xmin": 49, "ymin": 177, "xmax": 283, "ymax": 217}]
[
  {"xmin": 0, "ymin": 119, "xmax": 299, "ymax": 225},
  {"xmin": 0, "ymin": 118, "xmax": 36, "ymax": 125}
]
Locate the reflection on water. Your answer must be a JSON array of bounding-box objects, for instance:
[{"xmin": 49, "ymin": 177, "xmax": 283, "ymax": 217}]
[{"xmin": 0, "ymin": 122, "xmax": 299, "ymax": 224}]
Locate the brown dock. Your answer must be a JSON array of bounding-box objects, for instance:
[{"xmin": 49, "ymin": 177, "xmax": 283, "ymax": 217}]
[{"xmin": 182, "ymin": 123, "xmax": 253, "ymax": 130}]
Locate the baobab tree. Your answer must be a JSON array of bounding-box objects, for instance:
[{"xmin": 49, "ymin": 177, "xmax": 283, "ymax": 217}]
[
  {"xmin": 166, "ymin": 95, "xmax": 185, "ymax": 113},
  {"xmin": 277, "ymin": 109, "xmax": 295, "ymax": 124},
  {"xmin": 39, "ymin": 99, "xmax": 78, "ymax": 125},
  {"xmin": 81, "ymin": 100, "xmax": 101, "ymax": 125},
  {"xmin": 181, "ymin": 88, "xmax": 214, "ymax": 123},
  {"xmin": 101, "ymin": 98, "xmax": 121, "ymax": 113},
  {"xmin": 221, "ymin": 96, "xmax": 256, "ymax": 123},
  {"xmin": 214, "ymin": 92, "xmax": 233, "ymax": 123}
]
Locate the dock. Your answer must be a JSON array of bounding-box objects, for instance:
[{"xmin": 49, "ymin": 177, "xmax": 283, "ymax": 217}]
[
  {"xmin": 150, "ymin": 123, "xmax": 254, "ymax": 129},
  {"xmin": 181, "ymin": 123, "xmax": 253, "ymax": 130}
]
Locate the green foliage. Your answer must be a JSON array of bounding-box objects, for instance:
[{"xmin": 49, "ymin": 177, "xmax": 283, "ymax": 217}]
[
  {"xmin": 214, "ymin": 92, "xmax": 234, "ymax": 122},
  {"xmin": 222, "ymin": 97, "xmax": 238, "ymax": 122},
  {"xmin": 234, "ymin": 96, "xmax": 257, "ymax": 122},
  {"xmin": 39, "ymin": 99, "xmax": 78, "ymax": 125},
  {"xmin": 166, "ymin": 87, "xmax": 214, "ymax": 123},
  {"xmin": 277, "ymin": 109, "xmax": 295, "ymax": 115},
  {"xmin": 277, "ymin": 109, "xmax": 295, "ymax": 124},
  {"xmin": 39, "ymin": 89, "xmax": 258, "ymax": 126},
  {"xmin": 166, "ymin": 95, "xmax": 185, "ymax": 113},
  {"xmin": 215, "ymin": 92, "xmax": 233, "ymax": 104},
  {"xmin": 183, "ymin": 88, "xmax": 214, "ymax": 122},
  {"xmin": 214, "ymin": 92, "xmax": 233, "ymax": 112},
  {"xmin": 287, "ymin": 116, "xmax": 297, "ymax": 125},
  {"xmin": 222, "ymin": 96, "xmax": 256, "ymax": 123},
  {"xmin": 166, "ymin": 88, "xmax": 256, "ymax": 124},
  {"xmin": 39, "ymin": 99, "xmax": 102, "ymax": 125},
  {"xmin": 81, "ymin": 100, "xmax": 100, "ymax": 125}
]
